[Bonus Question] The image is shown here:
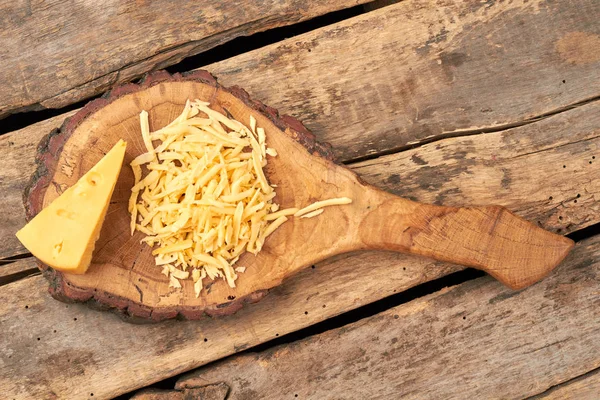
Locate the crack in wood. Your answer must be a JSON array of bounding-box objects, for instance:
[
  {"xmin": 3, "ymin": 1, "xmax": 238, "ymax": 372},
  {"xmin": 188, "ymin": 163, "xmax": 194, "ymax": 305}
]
[{"xmin": 345, "ymin": 94, "xmax": 600, "ymax": 165}]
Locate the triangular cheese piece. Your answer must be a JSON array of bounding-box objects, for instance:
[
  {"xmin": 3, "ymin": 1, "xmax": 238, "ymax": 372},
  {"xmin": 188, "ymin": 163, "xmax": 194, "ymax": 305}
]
[{"xmin": 16, "ymin": 139, "xmax": 127, "ymax": 274}]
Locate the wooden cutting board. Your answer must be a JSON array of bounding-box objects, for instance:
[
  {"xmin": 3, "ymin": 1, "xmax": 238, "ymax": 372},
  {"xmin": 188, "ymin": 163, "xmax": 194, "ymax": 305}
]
[{"xmin": 23, "ymin": 70, "xmax": 574, "ymax": 321}]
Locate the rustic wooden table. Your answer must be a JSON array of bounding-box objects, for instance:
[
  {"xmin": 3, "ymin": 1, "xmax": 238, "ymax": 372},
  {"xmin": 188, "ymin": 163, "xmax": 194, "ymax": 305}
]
[{"xmin": 1, "ymin": 1, "xmax": 599, "ymax": 399}]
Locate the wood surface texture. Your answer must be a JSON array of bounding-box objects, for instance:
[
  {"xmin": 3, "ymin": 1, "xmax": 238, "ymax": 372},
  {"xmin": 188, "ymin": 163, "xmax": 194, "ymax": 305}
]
[
  {"xmin": 25, "ymin": 71, "xmax": 572, "ymax": 319},
  {"xmin": 0, "ymin": 0, "xmax": 368, "ymax": 118},
  {"xmin": 0, "ymin": 259, "xmax": 39, "ymax": 286},
  {"xmin": 1, "ymin": 132, "xmax": 598, "ymax": 398},
  {"xmin": 3, "ymin": 0, "xmax": 599, "ymax": 258},
  {"xmin": 175, "ymin": 236, "xmax": 600, "ymax": 400},
  {"xmin": 530, "ymin": 368, "xmax": 600, "ymax": 400},
  {"xmin": 1, "ymin": 0, "xmax": 599, "ymax": 397},
  {"xmin": 3, "ymin": 93, "xmax": 600, "ymax": 264},
  {"xmin": 2, "ymin": 0, "xmax": 599, "ymax": 160},
  {"xmin": 174, "ymin": 0, "xmax": 600, "ymax": 160},
  {"xmin": 130, "ymin": 383, "xmax": 229, "ymax": 400}
]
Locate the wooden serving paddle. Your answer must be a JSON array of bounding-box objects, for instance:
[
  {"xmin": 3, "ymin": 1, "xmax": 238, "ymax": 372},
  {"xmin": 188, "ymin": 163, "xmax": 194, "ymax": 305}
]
[{"xmin": 24, "ymin": 70, "xmax": 574, "ymax": 321}]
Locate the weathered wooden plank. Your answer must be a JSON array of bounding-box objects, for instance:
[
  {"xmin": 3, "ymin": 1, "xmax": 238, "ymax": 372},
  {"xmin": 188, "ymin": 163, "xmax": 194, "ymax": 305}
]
[
  {"xmin": 0, "ymin": 111, "xmax": 77, "ymax": 258},
  {"xmin": 4, "ymin": 0, "xmax": 600, "ymax": 161},
  {"xmin": 2, "ymin": 125, "xmax": 599, "ymax": 399},
  {"xmin": 364, "ymin": 0, "xmax": 399, "ymax": 12},
  {"xmin": 0, "ymin": 253, "xmax": 461, "ymax": 399},
  {"xmin": 0, "ymin": 0, "xmax": 367, "ymax": 118},
  {"xmin": 0, "ymin": 259, "xmax": 39, "ymax": 286},
  {"xmin": 175, "ymin": 236, "xmax": 600, "ymax": 400},
  {"xmin": 130, "ymin": 383, "xmax": 229, "ymax": 400},
  {"xmin": 530, "ymin": 368, "xmax": 600, "ymax": 400},
  {"xmin": 3, "ymin": 98, "xmax": 599, "ymax": 259},
  {"xmin": 2, "ymin": 121, "xmax": 598, "ymax": 398},
  {"xmin": 209, "ymin": 0, "xmax": 600, "ymax": 160},
  {"xmin": 353, "ymin": 100, "xmax": 600, "ymax": 236}
]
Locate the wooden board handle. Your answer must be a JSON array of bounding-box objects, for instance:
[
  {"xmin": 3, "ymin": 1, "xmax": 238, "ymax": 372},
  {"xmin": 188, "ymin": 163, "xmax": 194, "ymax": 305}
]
[{"xmin": 359, "ymin": 194, "xmax": 574, "ymax": 289}]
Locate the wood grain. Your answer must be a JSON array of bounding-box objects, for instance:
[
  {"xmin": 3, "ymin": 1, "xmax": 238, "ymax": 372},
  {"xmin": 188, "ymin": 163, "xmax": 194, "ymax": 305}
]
[
  {"xmin": 130, "ymin": 383, "xmax": 229, "ymax": 400},
  {"xmin": 0, "ymin": 111, "xmax": 77, "ymax": 259},
  {"xmin": 27, "ymin": 72, "xmax": 571, "ymax": 319},
  {"xmin": 175, "ymin": 236, "xmax": 600, "ymax": 400},
  {"xmin": 175, "ymin": 0, "xmax": 600, "ymax": 160},
  {"xmin": 0, "ymin": 251, "xmax": 461, "ymax": 400},
  {"xmin": 530, "ymin": 368, "xmax": 600, "ymax": 400},
  {"xmin": 353, "ymin": 99, "xmax": 600, "ymax": 236},
  {"xmin": 0, "ymin": 259, "xmax": 39, "ymax": 286},
  {"xmin": 3, "ymin": 97, "xmax": 599, "ymax": 262},
  {"xmin": 3, "ymin": 0, "xmax": 600, "ymax": 163},
  {"xmin": 0, "ymin": 0, "xmax": 367, "ymax": 118},
  {"xmin": 0, "ymin": 195, "xmax": 595, "ymax": 398}
]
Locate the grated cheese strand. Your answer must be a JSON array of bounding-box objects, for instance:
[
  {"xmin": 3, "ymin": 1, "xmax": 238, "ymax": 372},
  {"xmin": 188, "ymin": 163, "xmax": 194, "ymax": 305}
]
[{"xmin": 128, "ymin": 101, "xmax": 352, "ymax": 297}]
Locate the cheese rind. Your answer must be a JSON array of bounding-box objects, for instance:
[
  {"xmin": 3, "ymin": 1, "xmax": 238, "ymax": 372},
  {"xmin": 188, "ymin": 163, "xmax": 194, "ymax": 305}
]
[{"xmin": 16, "ymin": 140, "xmax": 127, "ymax": 274}]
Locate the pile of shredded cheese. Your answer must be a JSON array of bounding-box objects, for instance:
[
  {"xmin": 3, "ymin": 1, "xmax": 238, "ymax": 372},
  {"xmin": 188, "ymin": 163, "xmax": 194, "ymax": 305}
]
[{"xmin": 128, "ymin": 100, "xmax": 351, "ymax": 297}]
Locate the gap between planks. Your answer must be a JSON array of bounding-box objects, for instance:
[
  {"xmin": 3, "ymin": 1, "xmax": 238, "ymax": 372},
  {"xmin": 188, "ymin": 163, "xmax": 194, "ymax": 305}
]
[
  {"xmin": 0, "ymin": 0, "xmax": 371, "ymax": 120},
  {"xmin": 173, "ymin": 235, "xmax": 600, "ymax": 400},
  {"xmin": 2, "ymin": 0, "xmax": 600, "ymax": 161},
  {"xmin": 345, "ymin": 94, "xmax": 600, "ymax": 164},
  {"xmin": 527, "ymin": 366, "xmax": 600, "ymax": 400}
]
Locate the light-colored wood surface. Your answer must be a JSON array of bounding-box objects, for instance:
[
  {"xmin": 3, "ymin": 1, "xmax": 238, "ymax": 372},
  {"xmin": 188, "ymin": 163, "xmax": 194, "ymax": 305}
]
[
  {"xmin": 1, "ymin": 111, "xmax": 598, "ymax": 397},
  {"xmin": 175, "ymin": 236, "xmax": 600, "ymax": 400},
  {"xmin": 0, "ymin": 252, "xmax": 461, "ymax": 400},
  {"xmin": 130, "ymin": 383, "xmax": 229, "ymax": 400},
  {"xmin": 0, "ymin": 0, "xmax": 367, "ymax": 118},
  {"xmin": 2, "ymin": 0, "xmax": 599, "ymax": 161},
  {"xmin": 31, "ymin": 74, "xmax": 571, "ymax": 318},
  {"xmin": 3, "ymin": 0, "xmax": 599, "ymax": 259},
  {"xmin": 354, "ymin": 99, "xmax": 600, "ymax": 236},
  {"xmin": 0, "ymin": 111, "xmax": 77, "ymax": 259},
  {"xmin": 0, "ymin": 259, "xmax": 39, "ymax": 285},
  {"xmin": 4, "ymin": 97, "xmax": 599, "ymax": 264},
  {"xmin": 185, "ymin": 0, "xmax": 600, "ymax": 160},
  {"xmin": 1, "ymin": 0, "xmax": 599, "ymax": 397},
  {"xmin": 530, "ymin": 368, "xmax": 600, "ymax": 400}
]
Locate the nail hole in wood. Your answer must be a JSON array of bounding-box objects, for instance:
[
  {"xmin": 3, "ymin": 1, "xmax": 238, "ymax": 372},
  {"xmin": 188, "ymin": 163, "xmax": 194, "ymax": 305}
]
[
  {"xmin": 549, "ymin": 196, "xmax": 553, "ymax": 200},
  {"xmin": 73, "ymin": 318, "xmax": 77, "ymax": 321},
  {"xmin": 593, "ymin": 156, "xmax": 596, "ymax": 159},
  {"xmin": 295, "ymin": 395, "xmax": 298, "ymax": 398},
  {"xmin": 276, "ymin": 333, "xmax": 279, "ymax": 337},
  {"xmin": 563, "ymin": 165, "xmax": 566, "ymax": 168},
  {"xmin": 311, "ymin": 265, "xmax": 315, "ymax": 269},
  {"xmin": 304, "ymin": 311, "xmax": 308, "ymax": 315},
  {"xmin": 590, "ymin": 161, "xmax": 593, "ymax": 164},
  {"xmin": 394, "ymin": 314, "xmax": 399, "ymax": 319},
  {"xmin": 322, "ymin": 305, "xmax": 326, "ymax": 308},
  {"xmin": 37, "ymin": 338, "xmax": 40, "ymax": 341},
  {"xmin": 557, "ymin": 228, "xmax": 562, "ymax": 233},
  {"xmin": 577, "ymin": 194, "xmax": 581, "ymax": 198},
  {"xmin": 574, "ymin": 200, "xmax": 578, "ymax": 203},
  {"xmin": 562, "ymin": 80, "xmax": 566, "ymax": 83},
  {"xmin": 204, "ymin": 338, "xmax": 208, "ymax": 342},
  {"xmin": 462, "ymin": 316, "xmax": 466, "ymax": 320},
  {"xmin": 227, "ymin": 295, "xmax": 235, "ymax": 300},
  {"xmin": 25, "ymin": 305, "xmax": 28, "ymax": 309},
  {"xmin": 559, "ymin": 216, "xmax": 563, "ymax": 220},
  {"xmin": 53, "ymin": 330, "xmax": 57, "ymax": 333}
]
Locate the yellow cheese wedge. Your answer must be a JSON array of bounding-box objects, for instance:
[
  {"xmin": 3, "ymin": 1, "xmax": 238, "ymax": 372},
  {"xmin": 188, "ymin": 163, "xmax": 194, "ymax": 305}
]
[{"xmin": 16, "ymin": 139, "xmax": 127, "ymax": 274}]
